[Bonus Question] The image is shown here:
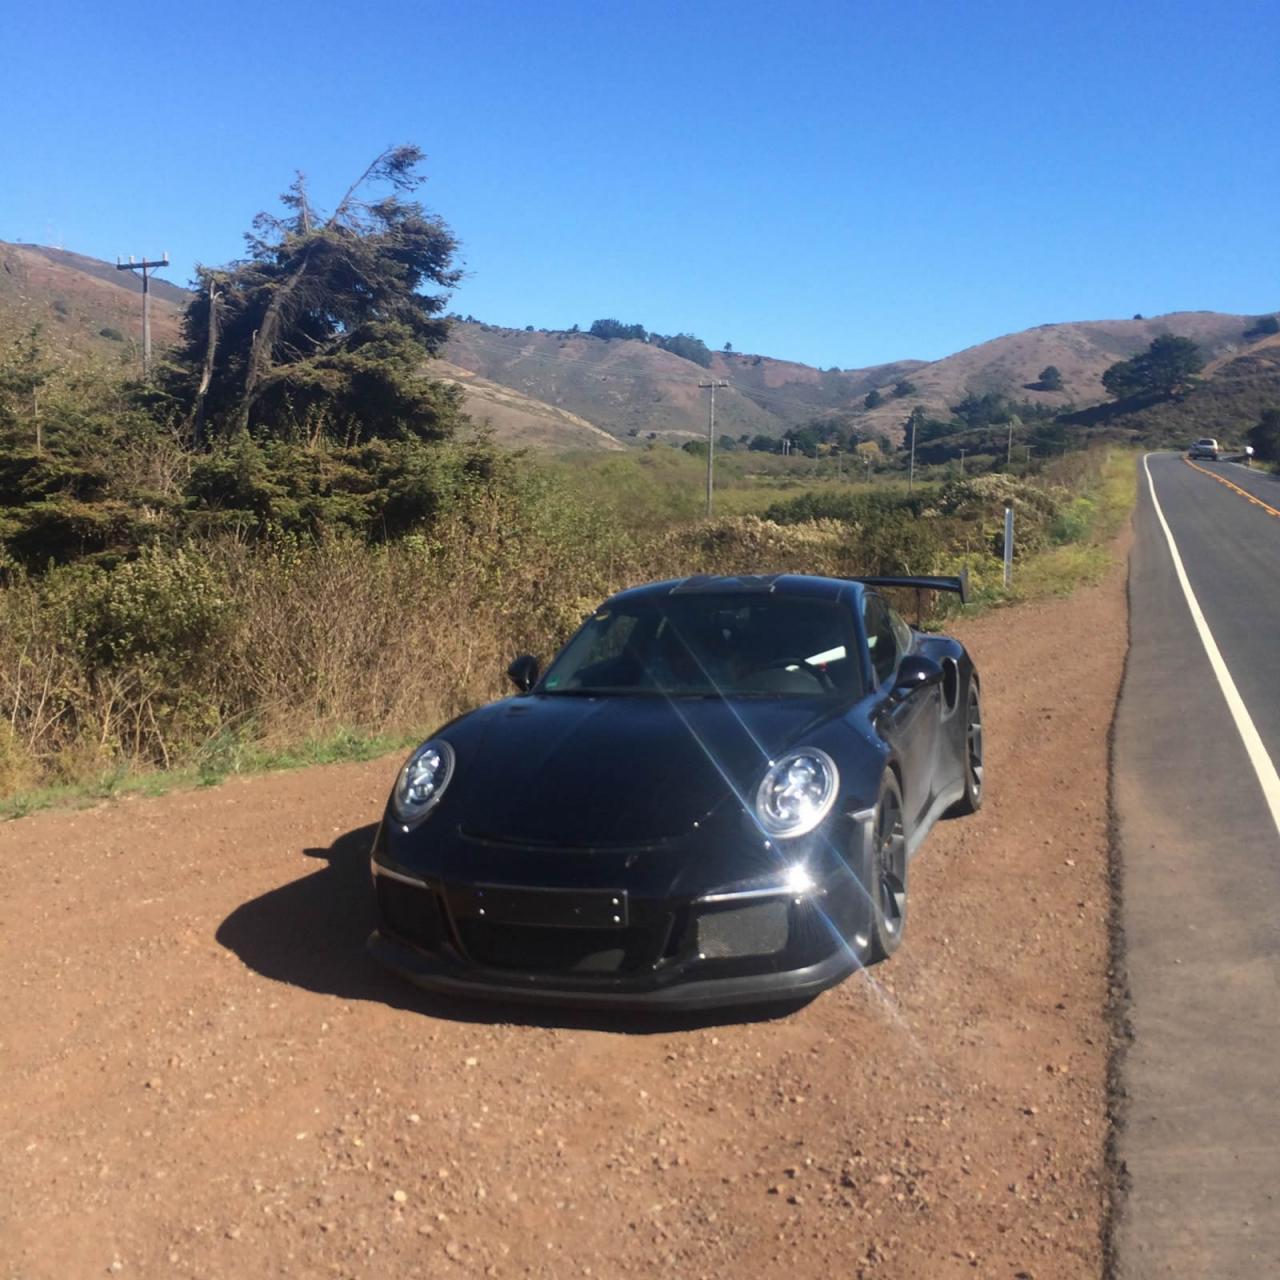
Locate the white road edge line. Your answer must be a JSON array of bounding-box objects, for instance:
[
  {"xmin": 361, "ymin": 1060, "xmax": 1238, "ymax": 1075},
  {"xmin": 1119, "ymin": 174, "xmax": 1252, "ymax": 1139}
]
[{"xmin": 1143, "ymin": 453, "xmax": 1280, "ymax": 838}]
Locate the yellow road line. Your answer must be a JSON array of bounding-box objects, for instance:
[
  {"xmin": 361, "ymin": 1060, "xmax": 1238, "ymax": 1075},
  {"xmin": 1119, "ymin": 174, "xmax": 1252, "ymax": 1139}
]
[{"xmin": 1183, "ymin": 457, "xmax": 1280, "ymax": 519}]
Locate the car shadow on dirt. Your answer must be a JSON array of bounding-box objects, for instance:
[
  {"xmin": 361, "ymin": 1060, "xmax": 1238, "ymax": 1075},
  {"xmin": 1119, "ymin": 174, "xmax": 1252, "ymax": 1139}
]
[{"xmin": 215, "ymin": 823, "xmax": 807, "ymax": 1034}]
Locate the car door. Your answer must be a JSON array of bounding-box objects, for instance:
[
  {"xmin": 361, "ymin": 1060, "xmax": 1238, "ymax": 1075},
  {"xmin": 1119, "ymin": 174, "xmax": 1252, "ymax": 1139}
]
[{"xmin": 864, "ymin": 592, "xmax": 942, "ymax": 831}]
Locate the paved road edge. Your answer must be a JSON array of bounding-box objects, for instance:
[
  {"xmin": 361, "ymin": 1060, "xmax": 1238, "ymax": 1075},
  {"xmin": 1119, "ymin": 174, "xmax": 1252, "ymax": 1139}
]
[{"xmin": 1102, "ymin": 501, "xmax": 1138, "ymax": 1280}]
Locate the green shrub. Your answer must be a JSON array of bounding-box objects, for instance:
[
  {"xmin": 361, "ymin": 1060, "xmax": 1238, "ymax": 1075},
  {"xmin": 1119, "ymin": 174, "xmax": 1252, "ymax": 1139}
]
[
  {"xmin": 927, "ymin": 474, "xmax": 1067, "ymax": 557},
  {"xmin": 1050, "ymin": 496, "xmax": 1096, "ymax": 544},
  {"xmin": 84, "ymin": 546, "xmax": 230, "ymax": 671},
  {"xmin": 762, "ymin": 488, "xmax": 930, "ymax": 526}
]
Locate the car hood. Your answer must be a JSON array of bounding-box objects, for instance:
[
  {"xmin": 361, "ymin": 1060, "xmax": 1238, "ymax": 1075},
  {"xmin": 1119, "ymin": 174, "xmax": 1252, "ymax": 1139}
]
[{"xmin": 456, "ymin": 694, "xmax": 835, "ymax": 847}]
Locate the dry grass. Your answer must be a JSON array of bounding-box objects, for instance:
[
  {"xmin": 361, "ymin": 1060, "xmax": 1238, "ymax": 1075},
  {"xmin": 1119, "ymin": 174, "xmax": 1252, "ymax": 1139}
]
[{"xmin": 0, "ymin": 449, "xmax": 1134, "ymax": 805}]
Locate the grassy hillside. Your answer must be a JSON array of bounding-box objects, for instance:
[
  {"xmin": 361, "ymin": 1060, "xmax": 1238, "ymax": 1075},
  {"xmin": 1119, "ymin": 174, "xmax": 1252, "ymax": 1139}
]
[
  {"xmin": 444, "ymin": 322, "xmax": 932, "ymax": 442},
  {"xmin": 443, "ymin": 323, "xmax": 787, "ymax": 441},
  {"xmin": 445, "ymin": 311, "xmax": 1269, "ymax": 447},
  {"xmin": 855, "ymin": 311, "xmax": 1261, "ymax": 438},
  {"xmin": 431, "ymin": 359, "xmax": 625, "ymax": 451},
  {"xmin": 1062, "ymin": 335, "xmax": 1280, "ymax": 446},
  {"xmin": 0, "ymin": 242, "xmax": 186, "ymax": 363}
]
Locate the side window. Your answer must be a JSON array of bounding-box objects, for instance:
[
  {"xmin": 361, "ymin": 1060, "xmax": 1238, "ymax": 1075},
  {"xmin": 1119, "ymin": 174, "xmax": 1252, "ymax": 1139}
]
[{"xmin": 862, "ymin": 594, "xmax": 898, "ymax": 687}]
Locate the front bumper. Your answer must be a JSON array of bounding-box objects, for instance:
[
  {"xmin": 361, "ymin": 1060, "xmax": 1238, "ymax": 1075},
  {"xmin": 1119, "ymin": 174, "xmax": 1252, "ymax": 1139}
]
[
  {"xmin": 367, "ymin": 925, "xmax": 860, "ymax": 1011},
  {"xmin": 367, "ymin": 844, "xmax": 872, "ymax": 1010},
  {"xmin": 367, "ymin": 799, "xmax": 879, "ymax": 1011}
]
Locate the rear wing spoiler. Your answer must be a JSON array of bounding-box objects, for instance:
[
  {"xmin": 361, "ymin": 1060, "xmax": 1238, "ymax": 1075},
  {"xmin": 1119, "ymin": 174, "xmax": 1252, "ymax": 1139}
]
[{"xmin": 851, "ymin": 569, "xmax": 970, "ymax": 607}]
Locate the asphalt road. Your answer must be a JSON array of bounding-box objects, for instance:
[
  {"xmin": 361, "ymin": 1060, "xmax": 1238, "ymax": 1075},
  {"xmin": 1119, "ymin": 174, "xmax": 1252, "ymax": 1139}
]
[{"xmin": 1114, "ymin": 453, "xmax": 1280, "ymax": 1277}]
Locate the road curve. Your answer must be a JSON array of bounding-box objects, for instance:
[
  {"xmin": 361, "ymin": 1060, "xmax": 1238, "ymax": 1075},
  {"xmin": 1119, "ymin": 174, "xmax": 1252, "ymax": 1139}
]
[{"xmin": 1114, "ymin": 452, "xmax": 1280, "ymax": 1277}]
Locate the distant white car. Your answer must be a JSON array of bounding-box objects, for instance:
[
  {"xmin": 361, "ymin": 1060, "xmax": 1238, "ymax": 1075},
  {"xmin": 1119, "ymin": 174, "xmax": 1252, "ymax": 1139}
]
[{"xmin": 1188, "ymin": 438, "xmax": 1221, "ymax": 460}]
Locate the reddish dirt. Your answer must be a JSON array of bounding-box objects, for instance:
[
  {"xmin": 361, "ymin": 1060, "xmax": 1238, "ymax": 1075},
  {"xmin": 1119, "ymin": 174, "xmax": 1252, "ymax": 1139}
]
[{"xmin": 0, "ymin": 548, "xmax": 1129, "ymax": 1280}]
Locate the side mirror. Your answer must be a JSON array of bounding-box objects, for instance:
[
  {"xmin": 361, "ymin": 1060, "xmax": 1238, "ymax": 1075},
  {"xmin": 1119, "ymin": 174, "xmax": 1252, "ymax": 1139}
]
[
  {"xmin": 892, "ymin": 654, "xmax": 943, "ymax": 695},
  {"xmin": 507, "ymin": 654, "xmax": 540, "ymax": 693}
]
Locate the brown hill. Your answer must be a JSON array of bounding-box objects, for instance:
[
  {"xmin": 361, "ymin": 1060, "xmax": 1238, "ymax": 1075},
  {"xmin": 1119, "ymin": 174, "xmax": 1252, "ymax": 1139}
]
[
  {"xmin": 443, "ymin": 324, "xmax": 788, "ymax": 441},
  {"xmin": 0, "ymin": 242, "xmax": 186, "ymax": 364},
  {"xmin": 444, "ymin": 322, "xmax": 926, "ymax": 442},
  {"xmin": 431, "ymin": 360, "xmax": 625, "ymax": 451},
  {"xmin": 446, "ymin": 311, "xmax": 1269, "ymax": 445},
  {"xmin": 856, "ymin": 311, "xmax": 1264, "ymax": 438}
]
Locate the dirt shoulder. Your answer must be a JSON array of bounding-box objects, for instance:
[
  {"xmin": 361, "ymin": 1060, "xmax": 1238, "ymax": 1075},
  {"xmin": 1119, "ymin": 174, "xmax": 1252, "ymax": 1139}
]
[{"xmin": 0, "ymin": 542, "xmax": 1129, "ymax": 1280}]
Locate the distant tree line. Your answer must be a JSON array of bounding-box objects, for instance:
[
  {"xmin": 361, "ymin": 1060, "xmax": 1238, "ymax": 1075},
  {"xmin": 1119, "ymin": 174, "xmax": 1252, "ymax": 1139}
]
[
  {"xmin": 588, "ymin": 318, "xmax": 647, "ymax": 342},
  {"xmin": 585, "ymin": 319, "xmax": 714, "ymax": 368}
]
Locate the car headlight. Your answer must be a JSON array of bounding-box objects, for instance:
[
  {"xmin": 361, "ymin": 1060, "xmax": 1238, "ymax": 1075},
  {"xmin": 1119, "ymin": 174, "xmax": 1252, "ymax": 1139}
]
[
  {"xmin": 755, "ymin": 748, "xmax": 838, "ymax": 838},
  {"xmin": 392, "ymin": 740, "xmax": 455, "ymax": 826}
]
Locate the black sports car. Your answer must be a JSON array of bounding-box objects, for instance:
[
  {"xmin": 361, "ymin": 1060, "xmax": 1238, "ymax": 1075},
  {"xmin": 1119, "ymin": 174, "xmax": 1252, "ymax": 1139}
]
[{"xmin": 368, "ymin": 572, "xmax": 982, "ymax": 1011}]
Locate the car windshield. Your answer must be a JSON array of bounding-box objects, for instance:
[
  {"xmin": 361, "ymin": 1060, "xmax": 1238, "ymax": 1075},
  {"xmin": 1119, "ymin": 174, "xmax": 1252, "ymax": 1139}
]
[{"xmin": 540, "ymin": 593, "xmax": 864, "ymax": 700}]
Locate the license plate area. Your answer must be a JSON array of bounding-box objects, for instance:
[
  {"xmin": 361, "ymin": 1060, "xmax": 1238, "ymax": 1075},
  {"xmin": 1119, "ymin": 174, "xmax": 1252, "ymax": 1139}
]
[{"xmin": 448, "ymin": 884, "xmax": 629, "ymax": 929}]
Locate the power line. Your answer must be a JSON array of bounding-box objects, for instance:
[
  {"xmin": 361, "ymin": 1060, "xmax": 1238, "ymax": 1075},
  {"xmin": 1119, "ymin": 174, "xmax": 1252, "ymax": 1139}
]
[
  {"xmin": 116, "ymin": 252, "xmax": 169, "ymax": 379},
  {"xmin": 698, "ymin": 380, "xmax": 728, "ymax": 516}
]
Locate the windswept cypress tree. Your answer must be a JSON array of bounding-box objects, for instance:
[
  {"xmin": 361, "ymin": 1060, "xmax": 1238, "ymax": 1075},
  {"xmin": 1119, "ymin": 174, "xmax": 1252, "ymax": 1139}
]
[
  {"xmin": 1101, "ymin": 335, "xmax": 1204, "ymax": 401},
  {"xmin": 172, "ymin": 145, "xmax": 467, "ymax": 446}
]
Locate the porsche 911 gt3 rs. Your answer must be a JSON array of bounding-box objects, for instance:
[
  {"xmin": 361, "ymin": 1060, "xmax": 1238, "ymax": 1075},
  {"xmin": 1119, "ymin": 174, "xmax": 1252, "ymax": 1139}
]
[{"xmin": 368, "ymin": 572, "xmax": 982, "ymax": 1010}]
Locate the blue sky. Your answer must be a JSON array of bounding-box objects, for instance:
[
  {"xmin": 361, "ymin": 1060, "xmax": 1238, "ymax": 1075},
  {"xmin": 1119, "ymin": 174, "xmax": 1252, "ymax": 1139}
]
[{"xmin": 3, "ymin": 0, "xmax": 1277, "ymax": 367}]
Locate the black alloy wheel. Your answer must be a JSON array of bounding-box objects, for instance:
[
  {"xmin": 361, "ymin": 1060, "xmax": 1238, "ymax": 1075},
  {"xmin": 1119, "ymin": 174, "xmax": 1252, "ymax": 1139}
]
[
  {"xmin": 948, "ymin": 682, "xmax": 984, "ymax": 816},
  {"xmin": 861, "ymin": 770, "xmax": 908, "ymax": 964}
]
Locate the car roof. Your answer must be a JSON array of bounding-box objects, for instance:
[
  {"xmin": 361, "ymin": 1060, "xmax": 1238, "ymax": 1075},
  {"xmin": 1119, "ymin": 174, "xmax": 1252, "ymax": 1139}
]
[{"xmin": 604, "ymin": 573, "xmax": 864, "ymax": 608}]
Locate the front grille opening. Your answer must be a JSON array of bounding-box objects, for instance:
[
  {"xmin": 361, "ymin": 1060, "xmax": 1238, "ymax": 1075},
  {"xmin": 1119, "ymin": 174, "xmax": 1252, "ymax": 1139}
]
[
  {"xmin": 376, "ymin": 877, "xmax": 446, "ymax": 953},
  {"xmin": 695, "ymin": 900, "xmax": 790, "ymax": 959},
  {"xmin": 457, "ymin": 919, "xmax": 671, "ymax": 976}
]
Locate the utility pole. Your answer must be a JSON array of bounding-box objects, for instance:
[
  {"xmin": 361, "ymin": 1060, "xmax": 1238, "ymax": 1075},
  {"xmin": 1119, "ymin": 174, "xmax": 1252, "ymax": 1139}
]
[
  {"xmin": 1024, "ymin": 444, "xmax": 1034, "ymax": 466},
  {"xmin": 698, "ymin": 379, "xmax": 728, "ymax": 517},
  {"xmin": 116, "ymin": 252, "xmax": 169, "ymax": 379},
  {"xmin": 908, "ymin": 419, "xmax": 917, "ymax": 493},
  {"xmin": 959, "ymin": 447, "xmax": 966, "ymax": 476},
  {"xmin": 1006, "ymin": 413, "xmax": 1021, "ymax": 468}
]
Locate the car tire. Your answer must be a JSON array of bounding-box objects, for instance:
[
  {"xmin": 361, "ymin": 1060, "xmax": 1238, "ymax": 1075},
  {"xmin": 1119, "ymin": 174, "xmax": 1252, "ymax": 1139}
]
[
  {"xmin": 947, "ymin": 681, "xmax": 984, "ymax": 816},
  {"xmin": 861, "ymin": 770, "xmax": 908, "ymax": 964}
]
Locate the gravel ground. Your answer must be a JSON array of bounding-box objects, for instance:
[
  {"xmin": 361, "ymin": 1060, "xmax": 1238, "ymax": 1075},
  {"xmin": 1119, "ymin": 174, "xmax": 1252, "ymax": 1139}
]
[{"xmin": 0, "ymin": 547, "xmax": 1129, "ymax": 1280}]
